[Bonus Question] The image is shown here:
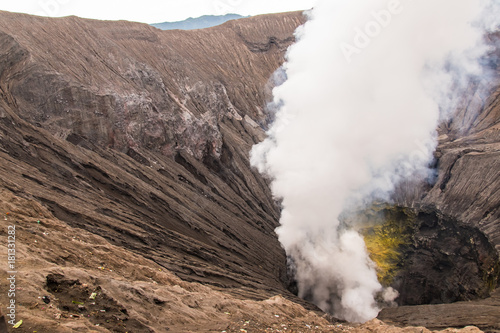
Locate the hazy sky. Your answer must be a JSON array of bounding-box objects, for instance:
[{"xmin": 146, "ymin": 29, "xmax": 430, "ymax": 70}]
[{"xmin": 0, "ymin": 0, "xmax": 316, "ymax": 23}]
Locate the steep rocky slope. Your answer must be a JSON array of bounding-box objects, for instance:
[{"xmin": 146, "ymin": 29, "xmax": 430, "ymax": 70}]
[
  {"xmin": 415, "ymin": 33, "xmax": 500, "ymax": 256},
  {"xmin": 0, "ymin": 10, "xmax": 305, "ymax": 299},
  {"xmin": 426, "ymin": 79, "xmax": 500, "ymax": 253},
  {"xmin": 376, "ymin": 34, "xmax": 500, "ymax": 331}
]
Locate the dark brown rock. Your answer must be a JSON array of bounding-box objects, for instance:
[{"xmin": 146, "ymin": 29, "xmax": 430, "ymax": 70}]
[{"xmin": 391, "ymin": 209, "xmax": 499, "ymax": 306}]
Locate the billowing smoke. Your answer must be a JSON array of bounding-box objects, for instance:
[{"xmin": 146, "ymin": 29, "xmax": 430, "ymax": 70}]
[{"xmin": 251, "ymin": 0, "xmax": 498, "ymax": 323}]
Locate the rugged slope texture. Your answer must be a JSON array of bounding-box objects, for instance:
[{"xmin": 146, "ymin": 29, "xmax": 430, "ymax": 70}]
[
  {"xmin": 421, "ymin": 33, "xmax": 500, "ymax": 253},
  {"xmin": 0, "ymin": 10, "xmax": 306, "ymax": 302},
  {"xmin": 0, "ymin": 190, "xmax": 332, "ymax": 332},
  {"xmin": 377, "ymin": 34, "xmax": 500, "ymax": 330}
]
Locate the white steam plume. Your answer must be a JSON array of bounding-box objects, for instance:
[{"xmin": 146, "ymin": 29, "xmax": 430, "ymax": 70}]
[{"xmin": 251, "ymin": 0, "xmax": 498, "ymax": 323}]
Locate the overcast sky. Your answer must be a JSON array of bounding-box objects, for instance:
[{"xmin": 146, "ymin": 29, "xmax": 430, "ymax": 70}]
[{"xmin": 0, "ymin": 0, "xmax": 316, "ymax": 23}]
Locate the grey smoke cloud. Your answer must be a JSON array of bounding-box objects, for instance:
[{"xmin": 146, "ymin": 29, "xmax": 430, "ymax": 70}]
[{"xmin": 251, "ymin": 0, "xmax": 498, "ymax": 323}]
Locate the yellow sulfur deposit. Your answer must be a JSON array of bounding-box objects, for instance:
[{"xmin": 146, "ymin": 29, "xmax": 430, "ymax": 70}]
[{"xmin": 359, "ymin": 207, "xmax": 415, "ymax": 286}]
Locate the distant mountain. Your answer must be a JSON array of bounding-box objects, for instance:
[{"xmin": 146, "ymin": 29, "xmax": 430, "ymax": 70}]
[{"xmin": 151, "ymin": 14, "xmax": 247, "ymax": 30}]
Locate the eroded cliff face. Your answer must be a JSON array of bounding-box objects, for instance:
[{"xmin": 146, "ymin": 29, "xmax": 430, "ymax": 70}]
[
  {"xmin": 0, "ymin": 11, "xmax": 301, "ymax": 158},
  {"xmin": 415, "ymin": 33, "xmax": 500, "ymax": 255},
  {"xmin": 0, "ymin": 10, "xmax": 306, "ymax": 301}
]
